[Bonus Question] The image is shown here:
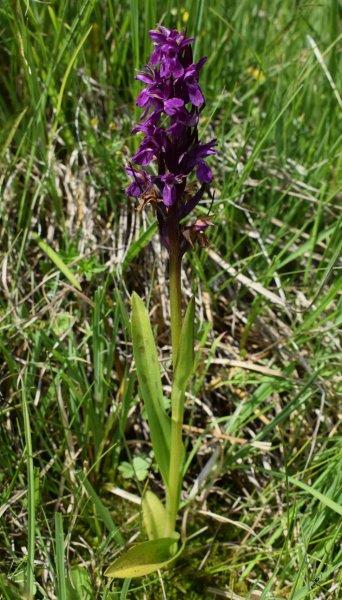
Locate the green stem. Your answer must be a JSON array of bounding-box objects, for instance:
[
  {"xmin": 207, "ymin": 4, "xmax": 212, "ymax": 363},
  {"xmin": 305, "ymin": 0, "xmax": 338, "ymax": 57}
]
[
  {"xmin": 166, "ymin": 215, "xmax": 183, "ymax": 534},
  {"xmin": 167, "ymin": 404, "xmax": 184, "ymax": 535},
  {"xmin": 169, "ymin": 244, "xmax": 182, "ymax": 369}
]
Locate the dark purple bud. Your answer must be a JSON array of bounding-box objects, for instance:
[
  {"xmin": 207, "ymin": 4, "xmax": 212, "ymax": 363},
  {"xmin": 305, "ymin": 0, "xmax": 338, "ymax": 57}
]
[{"xmin": 162, "ymin": 179, "xmax": 176, "ymax": 206}]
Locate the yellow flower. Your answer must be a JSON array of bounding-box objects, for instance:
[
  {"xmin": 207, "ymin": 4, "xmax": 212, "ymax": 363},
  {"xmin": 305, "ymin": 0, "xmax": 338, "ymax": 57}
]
[{"xmin": 247, "ymin": 66, "xmax": 266, "ymax": 83}]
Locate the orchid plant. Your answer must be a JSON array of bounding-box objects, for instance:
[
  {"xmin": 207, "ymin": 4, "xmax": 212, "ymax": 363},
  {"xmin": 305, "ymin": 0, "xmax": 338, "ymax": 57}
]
[{"xmin": 105, "ymin": 25, "xmax": 216, "ymax": 579}]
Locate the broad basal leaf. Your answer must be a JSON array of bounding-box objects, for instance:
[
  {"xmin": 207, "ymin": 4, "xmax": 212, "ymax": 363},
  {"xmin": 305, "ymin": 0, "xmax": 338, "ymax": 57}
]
[
  {"xmin": 142, "ymin": 490, "xmax": 168, "ymax": 540},
  {"xmin": 104, "ymin": 538, "xmax": 178, "ymax": 578}
]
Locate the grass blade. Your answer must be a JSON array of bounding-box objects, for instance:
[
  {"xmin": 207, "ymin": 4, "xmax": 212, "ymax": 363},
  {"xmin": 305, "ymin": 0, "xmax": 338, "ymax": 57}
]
[
  {"xmin": 32, "ymin": 233, "xmax": 81, "ymax": 290},
  {"xmin": 53, "ymin": 25, "xmax": 93, "ymax": 132},
  {"xmin": 79, "ymin": 473, "xmax": 124, "ymax": 545},
  {"xmin": 55, "ymin": 512, "xmax": 67, "ymax": 600},
  {"xmin": 21, "ymin": 386, "xmax": 35, "ymax": 599},
  {"xmin": 287, "ymin": 475, "xmax": 342, "ymax": 517},
  {"xmin": 122, "ymin": 221, "xmax": 157, "ymax": 272},
  {"xmin": 0, "ymin": 107, "xmax": 27, "ymax": 159}
]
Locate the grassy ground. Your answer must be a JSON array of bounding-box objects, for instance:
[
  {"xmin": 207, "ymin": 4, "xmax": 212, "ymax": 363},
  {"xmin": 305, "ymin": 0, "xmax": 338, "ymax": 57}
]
[{"xmin": 0, "ymin": 0, "xmax": 341, "ymax": 598}]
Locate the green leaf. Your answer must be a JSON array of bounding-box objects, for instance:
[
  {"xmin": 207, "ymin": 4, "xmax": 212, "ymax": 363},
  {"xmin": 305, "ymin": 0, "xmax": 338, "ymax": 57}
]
[
  {"xmin": 287, "ymin": 475, "xmax": 342, "ymax": 517},
  {"xmin": 67, "ymin": 566, "xmax": 93, "ymax": 600},
  {"xmin": 51, "ymin": 312, "xmax": 75, "ymax": 336},
  {"xmin": 174, "ymin": 297, "xmax": 195, "ymax": 393},
  {"xmin": 118, "ymin": 456, "xmax": 151, "ymax": 481},
  {"xmin": 131, "ymin": 292, "xmax": 171, "ymax": 485},
  {"xmin": 78, "ymin": 473, "xmax": 124, "ymax": 545},
  {"xmin": 142, "ymin": 490, "xmax": 168, "ymax": 540},
  {"xmin": 0, "ymin": 107, "xmax": 27, "ymax": 160},
  {"xmin": 171, "ymin": 296, "xmax": 195, "ymax": 432},
  {"xmin": 168, "ymin": 298, "xmax": 195, "ymax": 513},
  {"xmin": 55, "ymin": 513, "xmax": 67, "ymax": 600},
  {"xmin": 104, "ymin": 538, "xmax": 179, "ymax": 579},
  {"xmin": 122, "ymin": 221, "xmax": 157, "ymax": 272},
  {"xmin": 32, "ymin": 233, "xmax": 81, "ymax": 290}
]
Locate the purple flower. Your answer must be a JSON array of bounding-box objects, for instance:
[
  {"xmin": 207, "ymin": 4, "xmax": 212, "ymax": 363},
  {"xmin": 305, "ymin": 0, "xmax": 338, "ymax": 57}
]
[
  {"xmin": 158, "ymin": 173, "xmax": 184, "ymax": 207},
  {"xmin": 132, "ymin": 125, "xmax": 167, "ymax": 165},
  {"xmin": 180, "ymin": 140, "xmax": 216, "ymax": 183},
  {"xmin": 149, "ymin": 27, "xmax": 194, "ymax": 77},
  {"xmin": 125, "ymin": 25, "xmax": 216, "ymax": 252},
  {"xmin": 163, "ymin": 98, "xmax": 184, "ymax": 115},
  {"xmin": 182, "ymin": 58, "xmax": 207, "ymax": 106},
  {"xmin": 125, "ymin": 166, "xmax": 152, "ymax": 197}
]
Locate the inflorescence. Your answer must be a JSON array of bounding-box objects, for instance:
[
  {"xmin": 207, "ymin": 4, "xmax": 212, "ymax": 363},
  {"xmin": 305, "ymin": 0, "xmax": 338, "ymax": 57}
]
[{"xmin": 125, "ymin": 26, "xmax": 216, "ymax": 253}]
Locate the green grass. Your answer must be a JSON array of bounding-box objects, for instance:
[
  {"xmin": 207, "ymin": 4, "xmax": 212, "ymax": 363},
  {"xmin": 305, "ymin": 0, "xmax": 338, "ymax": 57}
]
[{"xmin": 0, "ymin": 0, "xmax": 341, "ymax": 598}]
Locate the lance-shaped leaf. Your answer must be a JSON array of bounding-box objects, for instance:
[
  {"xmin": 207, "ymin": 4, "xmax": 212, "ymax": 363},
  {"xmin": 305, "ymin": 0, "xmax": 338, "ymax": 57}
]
[
  {"xmin": 131, "ymin": 292, "xmax": 171, "ymax": 485},
  {"xmin": 167, "ymin": 297, "xmax": 195, "ymax": 509},
  {"xmin": 172, "ymin": 296, "xmax": 195, "ymax": 424},
  {"xmin": 142, "ymin": 490, "xmax": 168, "ymax": 540},
  {"xmin": 104, "ymin": 537, "xmax": 180, "ymax": 578}
]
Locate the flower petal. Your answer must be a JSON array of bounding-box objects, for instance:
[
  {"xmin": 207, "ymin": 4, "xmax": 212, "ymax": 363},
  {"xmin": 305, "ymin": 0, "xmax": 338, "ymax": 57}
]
[
  {"xmin": 163, "ymin": 97, "xmax": 184, "ymax": 115},
  {"xmin": 133, "ymin": 147, "xmax": 155, "ymax": 165},
  {"xmin": 136, "ymin": 89, "xmax": 150, "ymax": 107},
  {"xmin": 188, "ymin": 83, "xmax": 204, "ymax": 107},
  {"xmin": 196, "ymin": 160, "xmax": 212, "ymax": 183},
  {"xmin": 136, "ymin": 72, "xmax": 154, "ymax": 84},
  {"xmin": 126, "ymin": 181, "xmax": 141, "ymax": 197},
  {"xmin": 162, "ymin": 183, "xmax": 176, "ymax": 206}
]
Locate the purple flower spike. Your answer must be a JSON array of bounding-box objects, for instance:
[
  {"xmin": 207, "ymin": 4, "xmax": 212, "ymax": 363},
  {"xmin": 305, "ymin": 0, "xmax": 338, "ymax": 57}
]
[{"xmin": 125, "ymin": 24, "xmax": 216, "ymax": 252}]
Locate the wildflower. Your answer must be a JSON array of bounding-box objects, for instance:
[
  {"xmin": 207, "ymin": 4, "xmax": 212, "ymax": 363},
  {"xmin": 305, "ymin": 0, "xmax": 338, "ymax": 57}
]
[
  {"xmin": 106, "ymin": 26, "xmax": 216, "ymax": 579},
  {"xmin": 125, "ymin": 166, "xmax": 152, "ymax": 197}
]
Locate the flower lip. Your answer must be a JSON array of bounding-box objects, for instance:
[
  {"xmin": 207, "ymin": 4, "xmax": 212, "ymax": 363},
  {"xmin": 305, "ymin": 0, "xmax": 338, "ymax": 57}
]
[
  {"xmin": 164, "ymin": 97, "xmax": 184, "ymax": 115},
  {"xmin": 158, "ymin": 172, "xmax": 184, "ymax": 207}
]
